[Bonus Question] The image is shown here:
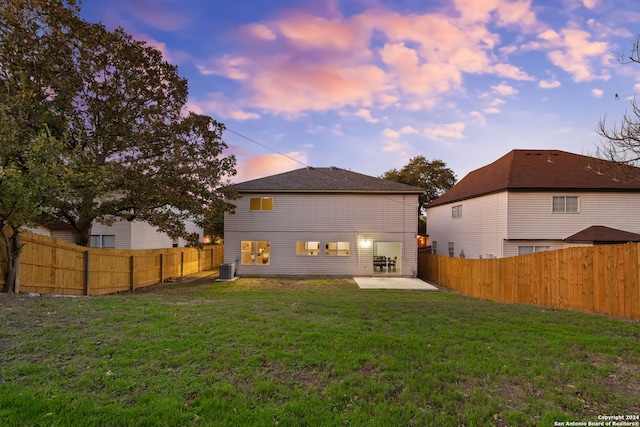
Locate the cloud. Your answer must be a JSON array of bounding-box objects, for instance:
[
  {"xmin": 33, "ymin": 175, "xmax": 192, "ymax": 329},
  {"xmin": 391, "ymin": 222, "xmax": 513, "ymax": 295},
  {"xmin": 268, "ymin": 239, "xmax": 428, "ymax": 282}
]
[
  {"xmin": 198, "ymin": 0, "xmax": 549, "ymax": 116},
  {"xmin": 491, "ymin": 63, "xmax": 534, "ymax": 80},
  {"xmin": 591, "ymin": 88, "xmax": 604, "ymax": 97},
  {"xmin": 382, "ymin": 140, "xmax": 412, "ymax": 153},
  {"xmin": 400, "ymin": 125, "xmax": 418, "ymax": 134},
  {"xmin": 423, "ymin": 122, "xmax": 466, "ymax": 140},
  {"xmin": 544, "ymin": 28, "xmax": 610, "ymax": 82},
  {"xmin": 243, "ymin": 23, "xmax": 277, "ymax": 40},
  {"xmin": 470, "ymin": 111, "xmax": 487, "ymax": 126},
  {"xmin": 189, "ymin": 92, "xmax": 261, "ymax": 121},
  {"xmin": 354, "ymin": 108, "xmax": 379, "ymax": 123},
  {"xmin": 453, "ymin": 0, "xmax": 539, "ymax": 29},
  {"xmin": 383, "ymin": 128, "xmax": 401, "ymax": 139},
  {"xmin": 234, "ymin": 152, "xmax": 307, "ymax": 182},
  {"xmin": 383, "ymin": 126, "xmax": 419, "ymax": 139},
  {"xmin": 582, "ymin": 0, "xmax": 599, "ymax": 10},
  {"xmin": 491, "ymin": 83, "xmax": 518, "ymax": 96},
  {"xmin": 539, "ymin": 79, "xmax": 561, "ymax": 89}
]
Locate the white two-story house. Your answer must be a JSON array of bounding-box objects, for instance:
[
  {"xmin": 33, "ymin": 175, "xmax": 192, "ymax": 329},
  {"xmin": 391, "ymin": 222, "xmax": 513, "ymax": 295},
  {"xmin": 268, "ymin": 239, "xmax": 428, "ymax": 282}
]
[
  {"xmin": 426, "ymin": 149, "xmax": 640, "ymax": 259},
  {"xmin": 224, "ymin": 166, "xmax": 424, "ymax": 277}
]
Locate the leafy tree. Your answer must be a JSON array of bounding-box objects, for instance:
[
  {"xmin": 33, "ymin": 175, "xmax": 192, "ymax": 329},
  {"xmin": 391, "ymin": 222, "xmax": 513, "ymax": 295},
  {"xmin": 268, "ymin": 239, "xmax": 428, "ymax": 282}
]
[
  {"xmin": 381, "ymin": 156, "xmax": 457, "ymax": 215},
  {"xmin": 24, "ymin": 2, "xmax": 237, "ymax": 246},
  {"xmin": 0, "ymin": 0, "xmax": 77, "ymax": 292}
]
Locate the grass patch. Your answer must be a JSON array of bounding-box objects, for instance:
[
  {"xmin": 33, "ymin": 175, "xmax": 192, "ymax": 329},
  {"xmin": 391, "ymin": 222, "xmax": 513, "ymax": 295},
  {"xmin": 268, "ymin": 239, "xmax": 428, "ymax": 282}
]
[{"xmin": 1, "ymin": 277, "xmax": 639, "ymax": 426}]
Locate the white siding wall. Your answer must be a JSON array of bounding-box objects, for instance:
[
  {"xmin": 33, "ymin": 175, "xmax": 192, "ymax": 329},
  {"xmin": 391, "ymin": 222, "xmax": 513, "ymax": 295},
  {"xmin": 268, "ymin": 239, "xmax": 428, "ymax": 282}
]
[
  {"xmin": 507, "ymin": 191, "xmax": 640, "ymax": 239},
  {"xmin": 91, "ymin": 220, "xmax": 203, "ymax": 249},
  {"xmin": 224, "ymin": 193, "xmax": 419, "ymax": 277},
  {"xmin": 91, "ymin": 221, "xmax": 132, "ymax": 249},
  {"xmin": 429, "ymin": 190, "xmax": 640, "ymax": 259},
  {"xmin": 50, "ymin": 230, "xmax": 76, "ymax": 243},
  {"xmin": 426, "ymin": 192, "xmax": 508, "ymax": 259}
]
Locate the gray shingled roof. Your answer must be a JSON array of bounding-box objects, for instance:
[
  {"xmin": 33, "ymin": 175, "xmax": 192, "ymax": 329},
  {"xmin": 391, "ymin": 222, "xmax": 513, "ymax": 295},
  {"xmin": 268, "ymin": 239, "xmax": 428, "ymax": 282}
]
[
  {"xmin": 232, "ymin": 167, "xmax": 424, "ymax": 193},
  {"xmin": 429, "ymin": 149, "xmax": 640, "ymax": 207}
]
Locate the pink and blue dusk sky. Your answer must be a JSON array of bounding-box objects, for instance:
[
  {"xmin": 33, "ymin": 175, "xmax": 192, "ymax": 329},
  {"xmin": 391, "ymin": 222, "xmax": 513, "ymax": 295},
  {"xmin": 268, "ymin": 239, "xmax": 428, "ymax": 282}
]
[{"xmin": 80, "ymin": 0, "xmax": 640, "ymax": 183}]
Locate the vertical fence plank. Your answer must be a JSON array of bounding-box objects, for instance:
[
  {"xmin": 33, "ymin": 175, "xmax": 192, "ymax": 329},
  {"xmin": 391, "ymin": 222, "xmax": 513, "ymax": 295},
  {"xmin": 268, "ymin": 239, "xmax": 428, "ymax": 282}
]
[
  {"xmin": 84, "ymin": 250, "xmax": 91, "ymax": 296},
  {"xmin": 130, "ymin": 255, "xmax": 135, "ymax": 292}
]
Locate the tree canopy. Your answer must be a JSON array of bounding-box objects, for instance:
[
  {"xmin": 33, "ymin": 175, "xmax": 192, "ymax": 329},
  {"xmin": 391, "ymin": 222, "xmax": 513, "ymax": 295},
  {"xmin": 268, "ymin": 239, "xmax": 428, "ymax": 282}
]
[
  {"xmin": 0, "ymin": 0, "xmax": 79, "ymax": 291},
  {"xmin": 381, "ymin": 156, "xmax": 457, "ymax": 214},
  {"xmin": 0, "ymin": 0, "xmax": 236, "ymax": 290}
]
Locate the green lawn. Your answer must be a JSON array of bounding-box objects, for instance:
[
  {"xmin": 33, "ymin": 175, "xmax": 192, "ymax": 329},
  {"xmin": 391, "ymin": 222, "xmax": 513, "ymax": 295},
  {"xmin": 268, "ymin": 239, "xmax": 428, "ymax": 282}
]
[{"xmin": 1, "ymin": 276, "xmax": 639, "ymax": 426}]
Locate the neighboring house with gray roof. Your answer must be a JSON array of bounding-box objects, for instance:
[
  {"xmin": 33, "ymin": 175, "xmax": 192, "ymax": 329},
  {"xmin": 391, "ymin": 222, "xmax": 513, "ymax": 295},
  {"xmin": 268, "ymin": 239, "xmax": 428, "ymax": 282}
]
[
  {"xmin": 224, "ymin": 166, "xmax": 424, "ymax": 277},
  {"xmin": 426, "ymin": 149, "xmax": 640, "ymax": 259}
]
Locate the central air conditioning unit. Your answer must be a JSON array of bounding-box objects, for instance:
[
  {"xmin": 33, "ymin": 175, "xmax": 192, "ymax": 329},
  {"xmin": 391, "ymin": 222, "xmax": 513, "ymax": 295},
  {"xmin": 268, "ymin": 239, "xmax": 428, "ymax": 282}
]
[{"xmin": 219, "ymin": 263, "xmax": 235, "ymax": 280}]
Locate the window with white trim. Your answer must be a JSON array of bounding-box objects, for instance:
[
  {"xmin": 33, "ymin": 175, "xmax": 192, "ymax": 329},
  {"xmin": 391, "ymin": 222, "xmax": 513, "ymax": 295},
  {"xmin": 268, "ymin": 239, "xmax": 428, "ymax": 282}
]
[
  {"xmin": 249, "ymin": 197, "xmax": 274, "ymax": 211},
  {"xmin": 452, "ymin": 204, "xmax": 462, "ymax": 218},
  {"xmin": 90, "ymin": 235, "xmax": 115, "ymax": 248},
  {"xmin": 518, "ymin": 246, "xmax": 550, "ymax": 255},
  {"xmin": 296, "ymin": 241, "xmax": 320, "ymax": 256},
  {"xmin": 325, "ymin": 242, "xmax": 349, "ymax": 256},
  {"xmin": 552, "ymin": 196, "xmax": 579, "ymax": 213},
  {"xmin": 241, "ymin": 240, "xmax": 270, "ymax": 265}
]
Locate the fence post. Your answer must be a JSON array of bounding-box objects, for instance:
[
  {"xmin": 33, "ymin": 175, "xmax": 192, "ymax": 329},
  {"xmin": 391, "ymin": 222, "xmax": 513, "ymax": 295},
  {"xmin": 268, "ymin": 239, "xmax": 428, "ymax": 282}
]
[
  {"xmin": 159, "ymin": 253, "xmax": 164, "ymax": 283},
  {"xmin": 129, "ymin": 255, "xmax": 135, "ymax": 291},
  {"xmin": 180, "ymin": 251, "xmax": 184, "ymax": 277},
  {"xmin": 198, "ymin": 249, "xmax": 201, "ymax": 273},
  {"xmin": 84, "ymin": 250, "xmax": 90, "ymax": 296}
]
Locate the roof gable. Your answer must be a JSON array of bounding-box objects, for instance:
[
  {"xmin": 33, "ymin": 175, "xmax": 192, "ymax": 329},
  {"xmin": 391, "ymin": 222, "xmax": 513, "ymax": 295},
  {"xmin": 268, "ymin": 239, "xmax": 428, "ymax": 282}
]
[
  {"xmin": 232, "ymin": 167, "xmax": 424, "ymax": 194},
  {"xmin": 429, "ymin": 149, "xmax": 640, "ymax": 207}
]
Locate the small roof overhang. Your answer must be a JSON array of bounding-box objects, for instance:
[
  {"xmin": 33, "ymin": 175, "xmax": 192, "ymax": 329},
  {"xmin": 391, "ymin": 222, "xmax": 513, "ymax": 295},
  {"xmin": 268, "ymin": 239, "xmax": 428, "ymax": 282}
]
[{"xmin": 564, "ymin": 225, "xmax": 640, "ymax": 244}]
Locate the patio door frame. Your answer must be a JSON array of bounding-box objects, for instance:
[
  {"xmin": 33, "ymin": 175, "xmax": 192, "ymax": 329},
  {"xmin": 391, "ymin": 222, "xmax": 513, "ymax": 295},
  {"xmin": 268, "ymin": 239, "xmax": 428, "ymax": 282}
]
[{"xmin": 373, "ymin": 241, "xmax": 402, "ymax": 275}]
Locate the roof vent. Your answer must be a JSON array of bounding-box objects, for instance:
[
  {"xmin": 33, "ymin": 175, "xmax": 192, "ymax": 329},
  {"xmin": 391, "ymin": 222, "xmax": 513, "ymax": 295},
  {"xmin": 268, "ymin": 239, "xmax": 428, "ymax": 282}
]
[
  {"xmin": 586, "ymin": 162, "xmax": 592, "ymax": 169},
  {"xmin": 547, "ymin": 156, "xmax": 553, "ymax": 163},
  {"xmin": 330, "ymin": 166, "xmax": 338, "ymax": 170},
  {"xmin": 306, "ymin": 166, "xmax": 314, "ymax": 170}
]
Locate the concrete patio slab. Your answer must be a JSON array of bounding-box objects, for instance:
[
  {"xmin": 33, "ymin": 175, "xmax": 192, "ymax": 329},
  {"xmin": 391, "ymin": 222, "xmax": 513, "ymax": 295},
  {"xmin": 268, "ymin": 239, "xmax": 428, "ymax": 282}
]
[{"xmin": 354, "ymin": 277, "xmax": 438, "ymax": 290}]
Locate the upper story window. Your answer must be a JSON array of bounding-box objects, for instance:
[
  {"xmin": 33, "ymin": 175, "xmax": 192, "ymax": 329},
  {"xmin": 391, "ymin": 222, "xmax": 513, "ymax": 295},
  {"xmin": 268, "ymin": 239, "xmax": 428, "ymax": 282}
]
[
  {"xmin": 552, "ymin": 196, "xmax": 579, "ymax": 213},
  {"xmin": 452, "ymin": 204, "xmax": 462, "ymax": 218},
  {"xmin": 250, "ymin": 197, "xmax": 274, "ymax": 211}
]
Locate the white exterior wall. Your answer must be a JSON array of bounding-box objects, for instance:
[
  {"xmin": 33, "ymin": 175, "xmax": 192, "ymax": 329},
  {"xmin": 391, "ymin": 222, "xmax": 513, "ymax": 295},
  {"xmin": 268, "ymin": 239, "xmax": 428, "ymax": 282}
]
[
  {"xmin": 426, "ymin": 192, "xmax": 508, "ymax": 259},
  {"xmin": 507, "ymin": 191, "xmax": 640, "ymax": 238},
  {"xmin": 224, "ymin": 193, "xmax": 419, "ymax": 277},
  {"xmin": 91, "ymin": 219, "xmax": 202, "ymax": 250},
  {"xmin": 429, "ymin": 190, "xmax": 640, "ymax": 258}
]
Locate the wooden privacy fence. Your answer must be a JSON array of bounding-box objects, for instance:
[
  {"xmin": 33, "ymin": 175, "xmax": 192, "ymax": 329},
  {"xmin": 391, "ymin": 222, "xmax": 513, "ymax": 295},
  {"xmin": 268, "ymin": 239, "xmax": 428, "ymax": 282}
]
[
  {"xmin": 0, "ymin": 230, "xmax": 224, "ymax": 295},
  {"xmin": 418, "ymin": 244, "xmax": 640, "ymax": 320}
]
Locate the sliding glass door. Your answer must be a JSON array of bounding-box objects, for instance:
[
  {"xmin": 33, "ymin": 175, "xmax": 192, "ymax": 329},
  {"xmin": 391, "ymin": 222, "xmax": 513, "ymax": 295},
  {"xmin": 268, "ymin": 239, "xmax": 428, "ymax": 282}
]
[{"xmin": 373, "ymin": 242, "xmax": 402, "ymax": 274}]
